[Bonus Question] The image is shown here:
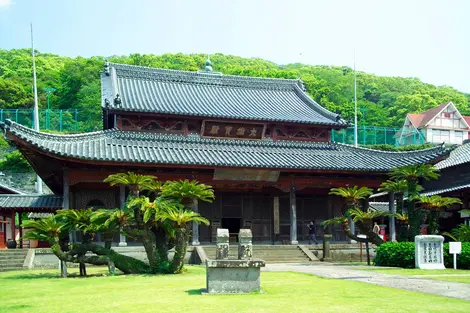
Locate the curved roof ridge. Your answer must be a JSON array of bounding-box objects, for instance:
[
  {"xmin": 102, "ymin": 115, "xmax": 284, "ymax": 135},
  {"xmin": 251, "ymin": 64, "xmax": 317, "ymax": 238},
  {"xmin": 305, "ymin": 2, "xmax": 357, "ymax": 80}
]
[
  {"xmin": 108, "ymin": 62, "xmax": 301, "ymax": 87},
  {"xmin": 1, "ymin": 120, "xmax": 109, "ymax": 141},
  {"xmin": 333, "ymin": 141, "xmax": 447, "ymax": 156}
]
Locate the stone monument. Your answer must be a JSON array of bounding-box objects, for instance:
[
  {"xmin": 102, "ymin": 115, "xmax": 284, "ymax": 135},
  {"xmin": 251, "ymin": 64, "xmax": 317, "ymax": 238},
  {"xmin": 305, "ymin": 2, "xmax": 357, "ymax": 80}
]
[
  {"xmin": 205, "ymin": 228, "xmax": 265, "ymax": 294},
  {"xmin": 415, "ymin": 235, "xmax": 445, "ymax": 269}
]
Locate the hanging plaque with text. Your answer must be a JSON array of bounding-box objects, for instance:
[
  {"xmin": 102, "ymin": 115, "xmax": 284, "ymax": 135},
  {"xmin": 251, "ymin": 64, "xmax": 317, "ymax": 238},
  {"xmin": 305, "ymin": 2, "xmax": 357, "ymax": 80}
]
[
  {"xmin": 273, "ymin": 197, "xmax": 280, "ymax": 235},
  {"xmin": 201, "ymin": 120, "xmax": 266, "ymax": 140}
]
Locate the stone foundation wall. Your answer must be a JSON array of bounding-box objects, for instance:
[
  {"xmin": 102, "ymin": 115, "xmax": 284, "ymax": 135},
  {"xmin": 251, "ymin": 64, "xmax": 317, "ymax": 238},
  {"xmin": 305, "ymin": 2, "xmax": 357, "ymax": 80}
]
[
  {"xmin": 311, "ymin": 244, "xmax": 377, "ymax": 262},
  {"xmin": 30, "ymin": 246, "xmax": 195, "ymax": 269}
]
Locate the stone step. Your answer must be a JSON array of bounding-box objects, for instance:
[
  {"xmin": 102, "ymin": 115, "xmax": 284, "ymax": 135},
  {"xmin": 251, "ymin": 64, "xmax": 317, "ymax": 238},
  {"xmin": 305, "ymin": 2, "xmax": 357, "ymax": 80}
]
[
  {"xmin": 0, "ymin": 266, "xmax": 23, "ymax": 272},
  {"xmin": 0, "ymin": 260, "xmax": 25, "ymax": 265}
]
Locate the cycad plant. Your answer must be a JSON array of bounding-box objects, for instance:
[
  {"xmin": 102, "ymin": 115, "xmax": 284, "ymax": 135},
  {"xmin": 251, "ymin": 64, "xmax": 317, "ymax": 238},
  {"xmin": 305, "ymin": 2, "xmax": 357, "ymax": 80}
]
[
  {"xmin": 443, "ymin": 224, "xmax": 470, "ymax": 242},
  {"xmin": 417, "ymin": 195, "xmax": 462, "ymax": 234},
  {"xmin": 388, "ymin": 164, "xmax": 440, "ymax": 237},
  {"xmin": 160, "ymin": 206, "xmax": 210, "ymax": 273}
]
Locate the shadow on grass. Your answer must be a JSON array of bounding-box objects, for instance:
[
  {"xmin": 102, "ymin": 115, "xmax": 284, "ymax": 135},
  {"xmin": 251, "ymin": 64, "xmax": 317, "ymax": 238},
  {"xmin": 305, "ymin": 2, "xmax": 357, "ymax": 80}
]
[
  {"xmin": 4, "ymin": 304, "xmax": 33, "ymax": 311},
  {"xmin": 186, "ymin": 289, "xmax": 203, "ymax": 295},
  {"xmin": 0, "ymin": 272, "xmax": 118, "ymax": 280}
]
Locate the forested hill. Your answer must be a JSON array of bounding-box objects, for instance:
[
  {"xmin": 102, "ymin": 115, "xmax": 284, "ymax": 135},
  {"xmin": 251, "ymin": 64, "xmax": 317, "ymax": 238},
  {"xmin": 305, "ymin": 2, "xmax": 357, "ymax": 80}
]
[{"xmin": 1, "ymin": 48, "xmax": 469, "ymax": 131}]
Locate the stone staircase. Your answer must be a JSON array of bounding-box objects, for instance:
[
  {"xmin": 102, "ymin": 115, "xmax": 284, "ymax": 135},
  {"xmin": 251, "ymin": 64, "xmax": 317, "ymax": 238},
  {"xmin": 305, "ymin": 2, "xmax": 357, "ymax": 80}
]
[
  {"xmin": 201, "ymin": 245, "xmax": 314, "ymax": 264},
  {"xmin": 0, "ymin": 249, "xmax": 28, "ymax": 272}
]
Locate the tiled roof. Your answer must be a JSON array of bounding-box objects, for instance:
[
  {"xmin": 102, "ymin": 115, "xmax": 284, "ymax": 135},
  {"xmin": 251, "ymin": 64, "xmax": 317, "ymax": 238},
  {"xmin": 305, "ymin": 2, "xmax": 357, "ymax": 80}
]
[
  {"xmin": 1, "ymin": 120, "xmax": 449, "ymax": 173},
  {"xmin": 100, "ymin": 62, "xmax": 344, "ymax": 126},
  {"xmin": 0, "ymin": 194, "xmax": 63, "ymax": 210},
  {"xmin": 0, "ymin": 182, "xmax": 24, "ymax": 195},
  {"xmin": 369, "ymin": 201, "xmax": 395, "ymax": 212},
  {"xmin": 407, "ymin": 102, "xmax": 470, "ymax": 130},
  {"xmin": 418, "ymin": 102, "xmax": 450, "ymax": 128},
  {"xmin": 436, "ymin": 140, "xmax": 470, "ymax": 169},
  {"xmin": 421, "ymin": 183, "xmax": 470, "ymax": 196},
  {"xmin": 464, "ymin": 116, "xmax": 470, "ymax": 127},
  {"xmin": 407, "ymin": 113, "xmax": 425, "ymax": 128}
]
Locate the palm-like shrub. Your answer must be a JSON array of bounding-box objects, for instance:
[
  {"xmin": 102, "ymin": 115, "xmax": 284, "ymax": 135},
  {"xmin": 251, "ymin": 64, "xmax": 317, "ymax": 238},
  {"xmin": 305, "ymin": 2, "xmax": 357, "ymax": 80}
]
[
  {"xmin": 388, "ymin": 164, "xmax": 440, "ymax": 237},
  {"xmin": 162, "ymin": 180, "xmax": 215, "ymax": 204},
  {"xmin": 443, "ymin": 224, "xmax": 470, "ymax": 242},
  {"xmin": 417, "ymin": 195, "xmax": 463, "ymax": 234},
  {"xmin": 389, "ymin": 164, "xmax": 440, "ymax": 185},
  {"xmin": 22, "ymin": 216, "xmax": 65, "ymax": 243},
  {"xmin": 329, "ymin": 186, "xmax": 373, "ymax": 209},
  {"xmin": 160, "ymin": 206, "xmax": 210, "ymax": 273},
  {"xmin": 104, "ymin": 172, "xmax": 157, "ymax": 196}
]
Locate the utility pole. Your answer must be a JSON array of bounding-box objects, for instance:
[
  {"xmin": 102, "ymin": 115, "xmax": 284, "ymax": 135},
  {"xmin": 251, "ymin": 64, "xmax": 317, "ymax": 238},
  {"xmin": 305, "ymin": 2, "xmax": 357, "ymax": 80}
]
[
  {"xmin": 43, "ymin": 87, "xmax": 56, "ymax": 130},
  {"xmin": 354, "ymin": 50, "xmax": 358, "ymax": 147},
  {"xmin": 31, "ymin": 23, "xmax": 43, "ymax": 194}
]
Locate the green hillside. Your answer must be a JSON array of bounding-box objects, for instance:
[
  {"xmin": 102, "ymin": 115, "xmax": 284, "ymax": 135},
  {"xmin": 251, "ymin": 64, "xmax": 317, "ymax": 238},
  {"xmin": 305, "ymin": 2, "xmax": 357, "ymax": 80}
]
[{"xmin": 1, "ymin": 49, "xmax": 469, "ymax": 132}]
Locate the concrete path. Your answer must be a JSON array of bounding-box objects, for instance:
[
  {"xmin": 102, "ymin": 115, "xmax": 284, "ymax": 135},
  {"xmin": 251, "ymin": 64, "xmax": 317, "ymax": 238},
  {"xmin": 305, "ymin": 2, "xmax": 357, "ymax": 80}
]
[{"xmin": 263, "ymin": 263, "xmax": 470, "ymax": 301}]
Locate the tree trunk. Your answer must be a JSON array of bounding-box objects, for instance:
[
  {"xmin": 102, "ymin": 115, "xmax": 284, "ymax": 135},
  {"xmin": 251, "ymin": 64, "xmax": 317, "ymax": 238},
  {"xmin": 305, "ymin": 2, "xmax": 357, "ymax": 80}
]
[
  {"xmin": 154, "ymin": 227, "xmax": 169, "ymax": 264},
  {"xmin": 141, "ymin": 225, "xmax": 158, "ymax": 268},
  {"xmin": 365, "ymin": 240, "xmax": 371, "ymax": 265},
  {"xmin": 407, "ymin": 181, "xmax": 422, "ymax": 238},
  {"xmin": 171, "ymin": 226, "xmax": 189, "ymax": 273}
]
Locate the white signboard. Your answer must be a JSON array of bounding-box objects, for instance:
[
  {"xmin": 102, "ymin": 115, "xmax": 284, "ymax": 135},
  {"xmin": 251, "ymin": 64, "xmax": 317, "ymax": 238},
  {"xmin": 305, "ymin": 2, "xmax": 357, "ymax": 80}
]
[
  {"xmin": 415, "ymin": 235, "xmax": 445, "ymax": 270},
  {"xmin": 449, "ymin": 242, "xmax": 462, "ymax": 254}
]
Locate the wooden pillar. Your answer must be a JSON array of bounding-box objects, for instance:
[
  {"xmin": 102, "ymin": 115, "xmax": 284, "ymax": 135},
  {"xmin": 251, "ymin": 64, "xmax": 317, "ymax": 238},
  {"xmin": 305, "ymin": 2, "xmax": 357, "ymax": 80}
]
[
  {"xmin": 290, "ymin": 180, "xmax": 298, "ymax": 244},
  {"xmin": 388, "ymin": 192, "xmax": 396, "ymax": 242},
  {"xmin": 62, "ymin": 170, "xmax": 69, "ymax": 278},
  {"xmin": 18, "ymin": 213, "xmax": 23, "ymax": 248},
  {"xmin": 10, "ymin": 209, "xmax": 15, "ymax": 245},
  {"xmin": 118, "ymin": 185, "xmax": 127, "ymax": 247},
  {"xmin": 191, "ymin": 199, "xmax": 200, "ymax": 245}
]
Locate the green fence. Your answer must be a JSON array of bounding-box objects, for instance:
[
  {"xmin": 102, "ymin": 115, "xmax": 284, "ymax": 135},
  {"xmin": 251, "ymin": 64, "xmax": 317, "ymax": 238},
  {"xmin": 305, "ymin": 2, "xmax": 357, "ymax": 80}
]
[
  {"xmin": 332, "ymin": 126, "xmax": 425, "ymax": 146},
  {"xmin": 1, "ymin": 109, "xmax": 424, "ymax": 146},
  {"xmin": 0, "ymin": 109, "xmax": 100, "ymax": 133}
]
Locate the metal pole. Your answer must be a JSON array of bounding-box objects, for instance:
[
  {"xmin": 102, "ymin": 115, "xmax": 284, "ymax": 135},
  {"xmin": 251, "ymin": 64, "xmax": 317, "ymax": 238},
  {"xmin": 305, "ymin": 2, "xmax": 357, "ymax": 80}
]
[
  {"xmin": 454, "ymin": 253, "xmax": 457, "ymax": 269},
  {"xmin": 60, "ymin": 110, "xmax": 63, "ymax": 132},
  {"xmin": 354, "ymin": 51, "xmax": 358, "ymax": 147},
  {"xmin": 31, "ymin": 23, "xmax": 43, "ymax": 194},
  {"xmin": 74, "ymin": 109, "xmax": 78, "ymax": 133}
]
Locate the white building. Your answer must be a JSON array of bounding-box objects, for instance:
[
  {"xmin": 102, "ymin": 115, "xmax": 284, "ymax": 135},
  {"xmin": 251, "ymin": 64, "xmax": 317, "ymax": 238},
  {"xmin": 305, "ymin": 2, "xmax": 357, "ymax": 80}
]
[{"xmin": 399, "ymin": 102, "xmax": 470, "ymax": 145}]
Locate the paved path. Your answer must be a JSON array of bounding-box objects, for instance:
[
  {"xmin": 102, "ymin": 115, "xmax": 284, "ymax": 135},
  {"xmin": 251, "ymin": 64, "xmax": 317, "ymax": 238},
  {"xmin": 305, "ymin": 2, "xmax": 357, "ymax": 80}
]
[{"xmin": 263, "ymin": 263, "xmax": 470, "ymax": 301}]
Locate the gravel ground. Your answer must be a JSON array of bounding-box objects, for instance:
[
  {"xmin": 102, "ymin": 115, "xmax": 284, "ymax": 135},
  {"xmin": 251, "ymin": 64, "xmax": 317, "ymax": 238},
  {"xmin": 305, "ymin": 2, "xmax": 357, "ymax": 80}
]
[{"xmin": 262, "ymin": 263, "xmax": 470, "ymax": 301}]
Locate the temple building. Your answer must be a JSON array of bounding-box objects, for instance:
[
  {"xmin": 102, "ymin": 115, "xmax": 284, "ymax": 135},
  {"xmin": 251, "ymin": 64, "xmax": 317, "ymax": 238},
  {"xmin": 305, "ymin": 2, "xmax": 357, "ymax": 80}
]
[{"xmin": 0, "ymin": 59, "xmax": 449, "ymax": 245}]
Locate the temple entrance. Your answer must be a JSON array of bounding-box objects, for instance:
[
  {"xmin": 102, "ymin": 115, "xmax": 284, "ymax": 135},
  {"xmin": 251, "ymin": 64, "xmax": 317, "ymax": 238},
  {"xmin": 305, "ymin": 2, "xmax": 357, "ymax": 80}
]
[{"xmin": 222, "ymin": 218, "xmax": 241, "ymax": 242}]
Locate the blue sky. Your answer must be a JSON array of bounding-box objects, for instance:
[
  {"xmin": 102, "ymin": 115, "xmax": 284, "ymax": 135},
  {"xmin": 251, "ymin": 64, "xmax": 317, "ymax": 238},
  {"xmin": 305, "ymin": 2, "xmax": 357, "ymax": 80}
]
[{"xmin": 1, "ymin": 0, "xmax": 469, "ymax": 93}]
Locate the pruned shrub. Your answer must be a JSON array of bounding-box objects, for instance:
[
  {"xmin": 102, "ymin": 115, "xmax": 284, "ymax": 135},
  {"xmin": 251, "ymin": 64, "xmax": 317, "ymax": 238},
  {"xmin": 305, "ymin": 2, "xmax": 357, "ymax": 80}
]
[{"xmin": 374, "ymin": 242, "xmax": 470, "ymax": 269}]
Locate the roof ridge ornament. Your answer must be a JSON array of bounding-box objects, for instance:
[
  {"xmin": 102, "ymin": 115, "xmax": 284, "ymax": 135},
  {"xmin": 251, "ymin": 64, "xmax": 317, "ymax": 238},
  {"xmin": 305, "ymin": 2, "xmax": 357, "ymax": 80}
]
[
  {"xmin": 113, "ymin": 94, "xmax": 122, "ymax": 108},
  {"xmin": 204, "ymin": 54, "xmax": 213, "ymax": 72},
  {"xmin": 104, "ymin": 60, "xmax": 110, "ymax": 76}
]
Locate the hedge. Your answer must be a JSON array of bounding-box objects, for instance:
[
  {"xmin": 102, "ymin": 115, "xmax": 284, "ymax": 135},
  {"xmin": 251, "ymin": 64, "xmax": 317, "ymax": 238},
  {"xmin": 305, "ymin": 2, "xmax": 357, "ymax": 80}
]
[{"xmin": 374, "ymin": 242, "xmax": 470, "ymax": 269}]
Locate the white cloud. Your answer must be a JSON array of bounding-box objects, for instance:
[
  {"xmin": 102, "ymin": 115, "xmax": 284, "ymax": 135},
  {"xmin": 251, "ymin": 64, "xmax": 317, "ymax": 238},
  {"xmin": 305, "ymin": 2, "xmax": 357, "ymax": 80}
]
[{"xmin": 0, "ymin": 0, "xmax": 12, "ymax": 9}]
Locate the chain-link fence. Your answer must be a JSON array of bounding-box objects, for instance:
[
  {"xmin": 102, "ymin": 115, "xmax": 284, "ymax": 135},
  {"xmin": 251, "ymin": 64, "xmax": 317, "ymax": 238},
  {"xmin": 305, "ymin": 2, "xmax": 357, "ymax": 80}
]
[
  {"xmin": 331, "ymin": 126, "xmax": 425, "ymax": 146},
  {"xmin": 0, "ymin": 109, "xmax": 101, "ymax": 133},
  {"xmin": 1, "ymin": 109, "xmax": 424, "ymax": 146}
]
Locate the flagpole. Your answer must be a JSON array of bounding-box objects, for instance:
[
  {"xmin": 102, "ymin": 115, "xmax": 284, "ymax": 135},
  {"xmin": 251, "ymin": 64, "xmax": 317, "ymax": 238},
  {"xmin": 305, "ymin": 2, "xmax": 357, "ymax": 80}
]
[
  {"xmin": 31, "ymin": 23, "xmax": 43, "ymax": 194},
  {"xmin": 354, "ymin": 50, "xmax": 358, "ymax": 147}
]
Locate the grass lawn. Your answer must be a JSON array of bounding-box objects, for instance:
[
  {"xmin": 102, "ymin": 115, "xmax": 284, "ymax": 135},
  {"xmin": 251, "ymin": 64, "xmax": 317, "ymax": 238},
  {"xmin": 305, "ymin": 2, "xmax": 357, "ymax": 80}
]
[
  {"xmin": 1, "ymin": 266, "xmax": 469, "ymax": 313},
  {"xmin": 360, "ymin": 268, "xmax": 470, "ymax": 284}
]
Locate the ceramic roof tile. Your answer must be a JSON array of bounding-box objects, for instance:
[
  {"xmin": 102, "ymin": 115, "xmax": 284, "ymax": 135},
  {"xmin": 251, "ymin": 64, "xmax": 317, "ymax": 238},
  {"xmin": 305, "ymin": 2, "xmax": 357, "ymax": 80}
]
[
  {"xmin": 1, "ymin": 120, "xmax": 449, "ymax": 173},
  {"xmin": 101, "ymin": 63, "xmax": 344, "ymax": 126},
  {"xmin": 0, "ymin": 194, "xmax": 63, "ymax": 210},
  {"xmin": 436, "ymin": 140, "xmax": 470, "ymax": 169}
]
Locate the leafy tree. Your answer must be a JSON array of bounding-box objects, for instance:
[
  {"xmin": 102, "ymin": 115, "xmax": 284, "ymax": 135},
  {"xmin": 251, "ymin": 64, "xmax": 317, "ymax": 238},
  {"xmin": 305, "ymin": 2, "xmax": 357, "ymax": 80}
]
[{"xmin": 443, "ymin": 224, "xmax": 470, "ymax": 242}]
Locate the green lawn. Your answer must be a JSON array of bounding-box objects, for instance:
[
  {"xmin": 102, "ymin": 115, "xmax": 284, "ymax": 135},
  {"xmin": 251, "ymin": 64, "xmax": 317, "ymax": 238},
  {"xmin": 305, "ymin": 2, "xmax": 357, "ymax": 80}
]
[
  {"xmin": 1, "ymin": 266, "xmax": 469, "ymax": 313},
  {"xmin": 360, "ymin": 268, "xmax": 470, "ymax": 284}
]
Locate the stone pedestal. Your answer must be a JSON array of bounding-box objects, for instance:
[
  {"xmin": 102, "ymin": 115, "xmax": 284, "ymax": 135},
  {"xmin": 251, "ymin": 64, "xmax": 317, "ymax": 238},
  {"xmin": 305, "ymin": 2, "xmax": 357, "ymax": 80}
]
[
  {"xmin": 321, "ymin": 234, "xmax": 332, "ymax": 262},
  {"xmin": 238, "ymin": 229, "xmax": 253, "ymax": 260},
  {"xmin": 415, "ymin": 235, "xmax": 445, "ymax": 269},
  {"xmin": 216, "ymin": 228, "xmax": 229, "ymax": 260},
  {"xmin": 206, "ymin": 259, "xmax": 265, "ymax": 294}
]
